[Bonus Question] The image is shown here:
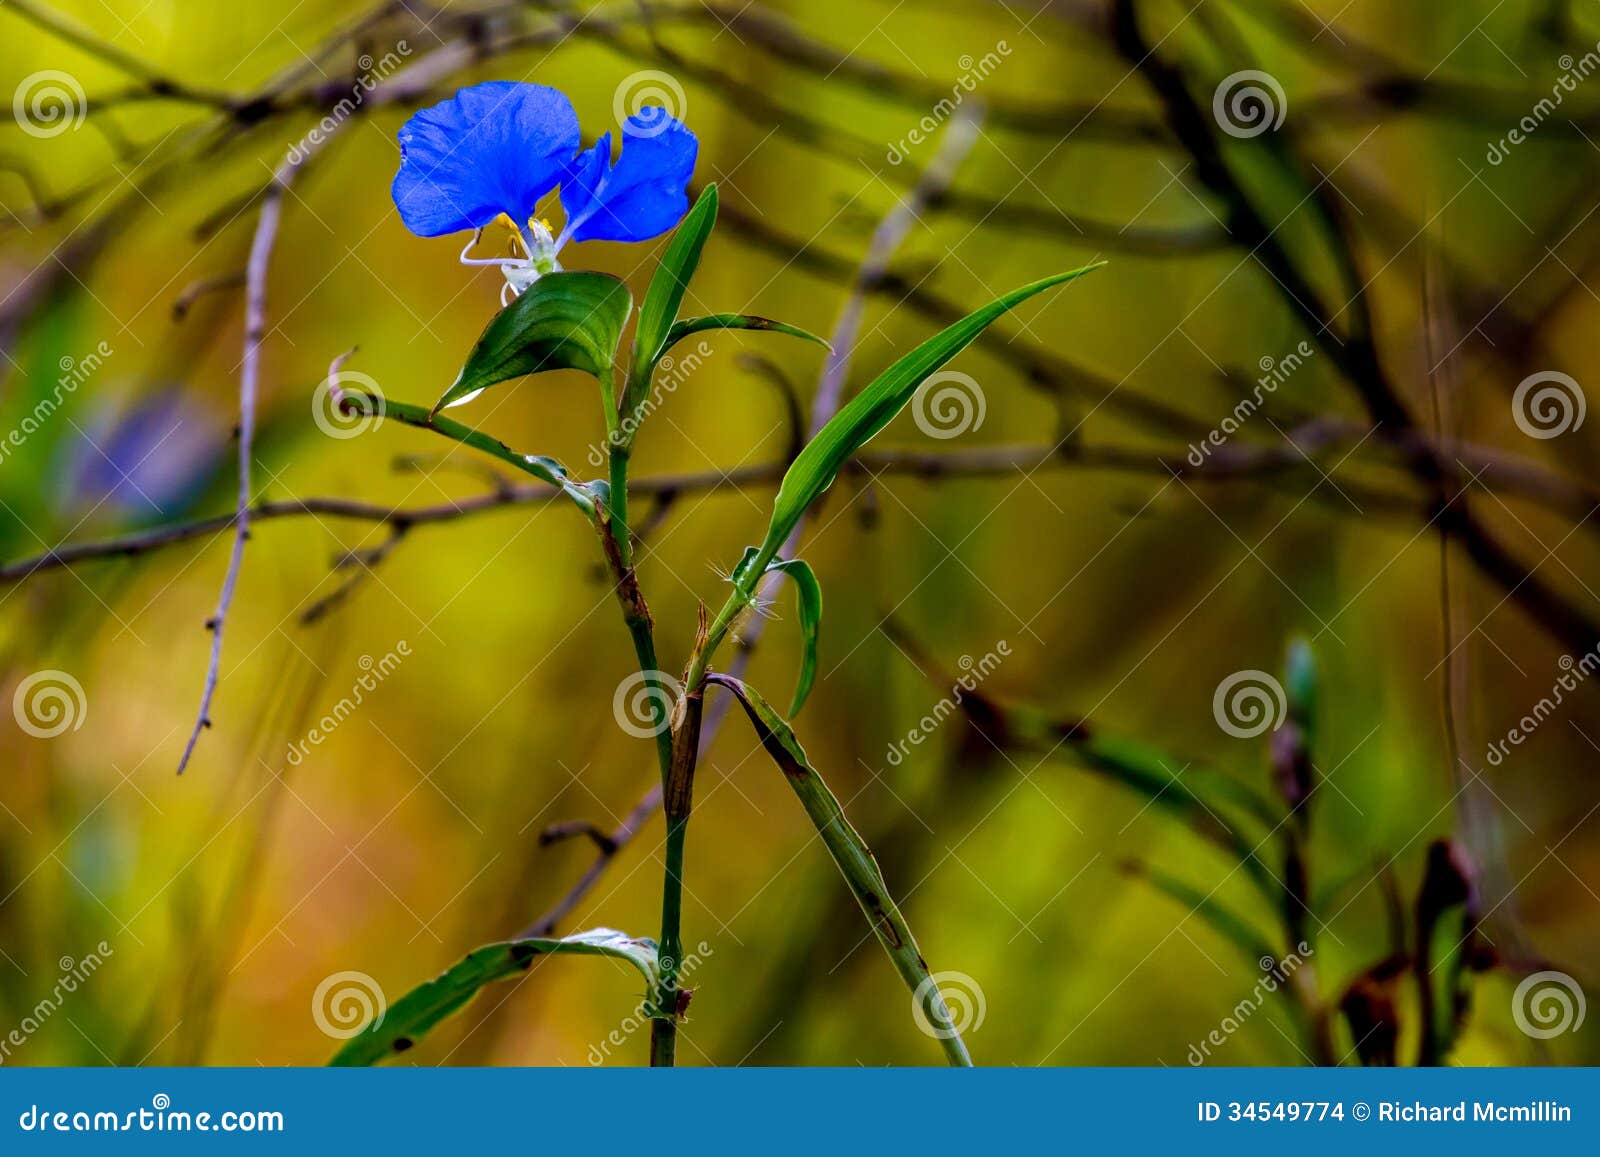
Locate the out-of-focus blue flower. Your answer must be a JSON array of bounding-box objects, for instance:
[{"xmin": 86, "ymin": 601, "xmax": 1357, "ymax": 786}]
[
  {"xmin": 390, "ymin": 82, "xmax": 697, "ymax": 303},
  {"xmin": 58, "ymin": 390, "xmax": 223, "ymax": 521}
]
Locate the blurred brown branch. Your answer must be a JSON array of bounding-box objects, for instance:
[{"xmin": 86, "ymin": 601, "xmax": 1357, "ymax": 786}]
[{"xmin": 2, "ymin": 420, "xmax": 1591, "ymax": 583}]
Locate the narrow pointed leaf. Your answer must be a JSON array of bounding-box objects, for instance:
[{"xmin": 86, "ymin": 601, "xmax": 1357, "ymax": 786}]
[
  {"xmin": 751, "ymin": 264, "xmax": 1103, "ymax": 567},
  {"xmin": 434, "ymin": 271, "xmax": 632, "ymax": 412},
  {"xmin": 663, "ymin": 314, "xmax": 831, "ymax": 358},
  {"xmin": 766, "ymin": 558, "xmax": 822, "ymax": 717},
  {"xmin": 374, "ymin": 396, "xmax": 595, "ymax": 515},
  {"xmin": 707, "ymin": 672, "xmax": 972, "ymax": 1066},
  {"xmin": 1121, "ymin": 860, "xmax": 1277, "ymax": 969},
  {"xmin": 1128, "ymin": 860, "xmax": 1321, "ymax": 1051},
  {"xmin": 634, "ymin": 184, "xmax": 718, "ymax": 371},
  {"xmin": 328, "ymin": 928, "xmax": 657, "ymax": 1067}
]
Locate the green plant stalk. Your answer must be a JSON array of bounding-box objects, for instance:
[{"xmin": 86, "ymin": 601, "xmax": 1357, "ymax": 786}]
[
  {"xmin": 650, "ymin": 814, "xmax": 688, "ymax": 1067},
  {"xmin": 653, "ymin": 566, "xmax": 774, "ymax": 1064},
  {"xmin": 685, "ymin": 581, "xmax": 753, "ymax": 691},
  {"xmin": 602, "ymin": 406, "xmax": 691, "ymax": 1067},
  {"xmin": 652, "ymin": 687, "xmax": 703, "ymax": 1067},
  {"xmin": 384, "ymin": 386, "xmax": 685, "ymax": 1063}
]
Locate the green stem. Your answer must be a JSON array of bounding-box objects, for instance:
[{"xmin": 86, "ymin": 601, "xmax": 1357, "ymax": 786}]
[
  {"xmin": 601, "ymin": 429, "xmax": 687, "ymax": 1067},
  {"xmin": 652, "ymin": 684, "xmax": 703, "ymax": 1066},
  {"xmin": 608, "ymin": 444, "xmax": 632, "ymax": 565},
  {"xmin": 684, "ymin": 582, "xmax": 753, "ymax": 691}
]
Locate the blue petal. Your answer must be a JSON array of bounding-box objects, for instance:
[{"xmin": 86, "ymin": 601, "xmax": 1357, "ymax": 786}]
[
  {"xmin": 392, "ymin": 82, "xmax": 579, "ymax": 237},
  {"xmin": 557, "ymin": 131, "xmax": 613, "ymax": 238},
  {"xmin": 558, "ymin": 109, "xmax": 697, "ymax": 245}
]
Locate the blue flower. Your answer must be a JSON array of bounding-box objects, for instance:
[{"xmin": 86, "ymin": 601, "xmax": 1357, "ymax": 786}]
[
  {"xmin": 391, "ymin": 82, "xmax": 579, "ymax": 239},
  {"xmin": 391, "ymin": 82, "xmax": 697, "ymax": 302},
  {"xmin": 557, "ymin": 109, "xmax": 697, "ymax": 246}
]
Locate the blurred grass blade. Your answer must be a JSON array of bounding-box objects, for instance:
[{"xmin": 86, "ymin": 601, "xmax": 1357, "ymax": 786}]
[
  {"xmin": 881, "ymin": 618, "xmax": 1280, "ymax": 902},
  {"xmin": 752, "ymin": 264, "xmax": 1102, "ymax": 566},
  {"xmin": 434, "ymin": 272, "xmax": 632, "ymax": 413},
  {"xmin": 707, "ymin": 672, "xmax": 973, "ymax": 1066},
  {"xmin": 663, "ymin": 314, "xmax": 830, "ymax": 359},
  {"xmin": 1120, "ymin": 859, "xmax": 1277, "ymax": 969},
  {"xmin": 765, "ymin": 558, "xmax": 822, "ymax": 717},
  {"xmin": 634, "ymin": 184, "xmax": 718, "ymax": 372},
  {"xmin": 1070, "ymin": 732, "xmax": 1280, "ymax": 901},
  {"xmin": 328, "ymin": 928, "xmax": 658, "ymax": 1067}
]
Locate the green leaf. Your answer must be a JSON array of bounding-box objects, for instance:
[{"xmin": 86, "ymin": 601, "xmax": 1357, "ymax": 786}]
[
  {"xmin": 707, "ymin": 672, "xmax": 973, "ymax": 1066},
  {"xmin": 766, "ymin": 558, "xmax": 822, "ymax": 717},
  {"xmin": 434, "ymin": 271, "xmax": 632, "ymax": 413},
  {"xmin": 373, "ymin": 396, "xmax": 595, "ymax": 516},
  {"xmin": 751, "ymin": 264, "xmax": 1103, "ymax": 568},
  {"xmin": 329, "ymin": 928, "xmax": 658, "ymax": 1067},
  {"xmin": 634, "ymin": 184, "xmax": 718, "ymax": 373},
  {"xmin": 662, "ymin": 314, "xmax": 831, "ymax": 359}
]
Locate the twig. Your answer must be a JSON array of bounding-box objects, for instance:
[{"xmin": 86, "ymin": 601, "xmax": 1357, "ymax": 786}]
[
  {"xmin": 6, "ymin": 419, "xmax": 1594, "ymax": 586},
  {"xmin": 176, "ymin": 160, "xmax": 283, "ymax": 774},
  {"xmin": 538, "ymin": 821, "xmax": 619, "ymax": 855},
  {"xmin": 172, "ymin": 271, "xmax": 246, "ymax": 320},
  {"xmin": 299, "ymin": 525, "xmax": 409, "ymax": 626},
  {"xmin": 1, "ymin": 0, "xmax": 238, "ymax": 109},
  {"xmin": 518, "ymin": 790, "xmax": 658, "ymax": 939},
  {"xmin": 174, "ymin": 38, "xmax": 479, "ymax": 773},
  {"xmin": 1111, "ymin": 0, "xmax": 1600, "ymax": 653}
]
